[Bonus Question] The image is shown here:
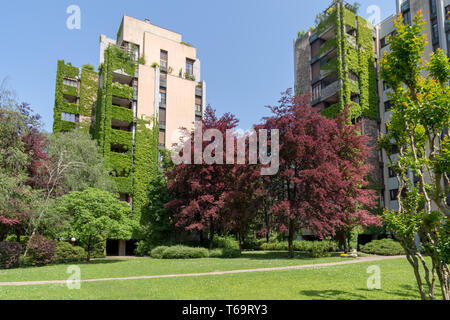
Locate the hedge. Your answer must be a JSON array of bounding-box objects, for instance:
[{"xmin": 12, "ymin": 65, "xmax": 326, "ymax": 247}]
[
  {"xmin": 360, "ymin": 238, "xmax": 405, "ymax": 256},
  {"xmin": 150, "ymin": 246, "xmax": 241, "ymax": 259}
]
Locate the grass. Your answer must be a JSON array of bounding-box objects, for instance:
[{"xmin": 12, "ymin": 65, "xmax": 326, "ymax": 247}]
[
  {"xmin": 0, "ymin": 251, "xmax": 346, "ymax": 283},
  {"xmin": 0, "ymin": 253, "xmax": 435, "ymax": 300}
]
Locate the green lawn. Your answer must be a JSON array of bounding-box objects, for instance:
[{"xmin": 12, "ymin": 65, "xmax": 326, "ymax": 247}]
[{"xmin": 0, "ymin": 253, "xmax": 435, "ymax": 300}]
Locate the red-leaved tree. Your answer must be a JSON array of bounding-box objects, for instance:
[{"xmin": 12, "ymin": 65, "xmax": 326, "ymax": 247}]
[
  {"xmin": 258, "ymin": 91, "xmax": 380, "ymax": 257},
  {"xmin": 165, "ymin": 106, "xmax": 239, "ymax": 249}
]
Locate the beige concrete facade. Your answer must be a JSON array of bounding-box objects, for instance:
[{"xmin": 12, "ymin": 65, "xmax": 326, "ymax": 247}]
[{"xmin": 116, "ymin": 15, "xmax": 205, "ymax": 149}]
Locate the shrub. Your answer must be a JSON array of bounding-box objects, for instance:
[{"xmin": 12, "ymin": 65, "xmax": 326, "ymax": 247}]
[
  {"xmin": 135, "ymin": 240, "xmax": 155, "ymax": 257},
  {"xmin": 26, "ymin": 235, "xmax": 57, "ymax": 266},
  {"xmin": 260, "ymin": 241, "xmax": 289, "ymax": 251},
  {"xmin": 6, "ymin": 235, "xmax": 29, "ymax": 250},
  {"xmin": 54, "ymin": 242, "xmax": 86, "ymax": 263},
  {"xmin": 213, "ymin": 236, "xmax": 239, "ymax": 250},
  {"xmin": 242, "ymin": 238, "xmax": 266, "ymax": 250},
  {"xmin": 209, "ymin": 248, "xmax": 241, "ymax": 258},
  {"xmin": 161, "ymin": 246, "xmax": 209, "ymax": 259},
  {"xmin": 0, "ymin": 241, "xmax": 22, "ymax": 269},
  {"xmin": 150, "ymin": 246, "xmax": 170, "ymax": 259},
  {"xmin": 360, "ymin": 238, "xmax": 404, "ymax": 256},
  {"xmin": 151, "ymin": 246, "xmax": 209, "ymax": 259}
]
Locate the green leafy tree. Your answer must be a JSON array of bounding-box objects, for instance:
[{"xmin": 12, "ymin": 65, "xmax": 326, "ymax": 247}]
[
  {"xmin": 378, "ymin": 12, "xmax": 450, "ymax": 300},
  {"xmin": 55, "ymin": 188, "xmax": 135, "ymax": 261},
  {"xmin": 47, "ymin": 130, "xmax": 115, "ymax": 194}
]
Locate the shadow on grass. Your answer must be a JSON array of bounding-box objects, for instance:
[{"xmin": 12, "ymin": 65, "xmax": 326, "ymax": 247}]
[
  {"xmin": 299, "ymin": 289, "xmax": 368, "ymax": 300},
  {"xmin": 16, "ymin": 259, "xmax": 125, "ymax": 270},
  {"xmin": 356, "ymin": 285, "xmax": 419, "ymax": 300},
  {"xmin": 241, "ymin": 251, "xmax": 340, "ymax": 260}
]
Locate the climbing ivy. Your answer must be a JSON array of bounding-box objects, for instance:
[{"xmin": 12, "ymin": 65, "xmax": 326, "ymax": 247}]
[{"xmin": 132, "ymin": 116, "xmax": 160, "ymax": 225}]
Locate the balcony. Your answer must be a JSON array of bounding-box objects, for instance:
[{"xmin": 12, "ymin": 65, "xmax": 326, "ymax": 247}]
[
  {"xmin": 196, "ymin": 86, "xmax": 203, "ymax": 97},
  {"xmin": 62, "ymin": 84, "xmax": 78, "ymax": 97},
  {"xmin": 160, "ymin": 77, "xmax": 167, "ymax": 88},
  {"xmin": 110, "ymin": 129, "xmax": 132, "ymax": 150},
  {"xmin": 112, "ymin": 82, "xmax": 135, "ymax": 101},
  {"xmin": 321, "ymin": 80, "xmax": 341, "ymax": 102},
  {"xmin": 112, "ymin": 105, "xmax": 133, "ymax": 123}
]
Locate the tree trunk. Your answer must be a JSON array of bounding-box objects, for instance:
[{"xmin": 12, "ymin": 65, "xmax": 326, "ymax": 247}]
[
  {"xmin": 199, "ymin": 230, "xmax": 204, "ymax": 247},
  {"xmin": 209, "ymin": 219, "xmax": 214, "ymax": 250},
  {"xmin": 288, "ymin": 220, "xmax": 295, "ymax": 258}
]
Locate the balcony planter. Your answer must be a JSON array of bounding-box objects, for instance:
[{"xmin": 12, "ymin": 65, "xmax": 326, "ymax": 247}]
[
  {"xmin": 112, "ymin": 105, "xmax": 133, "ymax": 123},
  {"xmin": 110, "ymin": 129, "xmax": 132, "ymax": 150},
  {"xmin": 112, "ymin": 83, "xmax": 135, "ymax": 100},
  {"xmin": 63, "ymin": 85, "xmax": 78, "ymax": 97}
]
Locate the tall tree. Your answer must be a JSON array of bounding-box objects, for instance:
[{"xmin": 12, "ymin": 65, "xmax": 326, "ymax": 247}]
[
  {"xmin": 165, "ymin": 106, "xmax": 239, "ymax": 249},
  {"xmin": 378, "ymin": 12, "xmax": 450, "ymax": 300},
  {"xmin": 259, "ymin": 91, "xmax": 379, "ymax": 257}
]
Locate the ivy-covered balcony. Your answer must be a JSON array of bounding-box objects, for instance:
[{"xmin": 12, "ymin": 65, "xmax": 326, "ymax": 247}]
[
  {"xmin": 112, "ymin": 82, "xmax": 135, "ymax": 101},
  {"xmin": 62, "ymin": 84, "xmax": 78, "ymax": 98},
  {"xmin": 61, "ymin": 63, "xmax": 79, "ymax": 79},
  {"xmin": 110, "ymin": 128, "xmax": 133, "ymax": 150},
  {"xmin": 111, "ymin": 176, "xmax": 132, "ymax": 194},
  {"xmin": 108, "ymin": 152, "xmax": 132, "ymax": 177},
  {"xmin": 112, "ymin": 105, "xmax": 134, "ymax": 123}
]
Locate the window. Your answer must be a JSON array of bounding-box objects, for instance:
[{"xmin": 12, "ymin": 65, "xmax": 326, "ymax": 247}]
[
  {"xmin": 430, "ymin": 0, "xmax": 437, "ymax": 18},
  {"xmin": 403, "ymin": 10, "xmax": 411, "ymax": 26},
  {"xmin": 159, "ymin": 108, "xmax": 166, "ymax": 126},
  {"xmin": 160, "ymin": 88, "xmax": 166, "ymax": 105},
  {"xmin": 388, "ymin": 167, "xmax": 396, "ymax": 178},
  {"xmin": 186, "ymin": 59, "xmax": 195, "ymax": 76},
  {"xmin": 312, "ymin": 83, "xmax": 321, "ymax": 102},
  {"xmin": 432, "ymin": 21, "xmax": 439, "ymax": 45},
  {"xmin": 390, "ymin": 189, "xmax": 399, "ymax": 201},
  {"xmin": 160, "ymin": 50, "xmax": 168, "ymax": 70},
  {"xmin": 383, "ymin": 81, "xmax": 391, "ymax": 91},
  {"xmin": 63, "ymin": 78, "xmax": 78, "ymax": 87},
  {"xmin": 159, "ymin": 130, "xmax": 166, "ymax": 146},
  {"xmin": 61, "ymin": 112, "xmax": 76, "ymax": 122},
  {"xmin": 380, "ymin": 37, "xmax": 387, "ymax": 49}
]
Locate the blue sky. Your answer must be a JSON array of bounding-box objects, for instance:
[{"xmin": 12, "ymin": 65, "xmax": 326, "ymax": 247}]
[{"xmin": 0, "ymin": 0, "xmax": 395, "ymax": 132}]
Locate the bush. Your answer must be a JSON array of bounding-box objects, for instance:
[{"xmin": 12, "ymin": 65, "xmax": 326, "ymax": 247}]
[
  {"xmin": 242, "ymin": 238, "xmax": 267, "ymax": 250},
  {"xmin": 26, "ymin": 235, "xmax": 57, "ymax": 266},
  {"xmin": 6, "ymin": 235, "xmax": 29, "ymax": 250},
  {"xmin": 360, "ymin": 238, "xmax": 405, "ymax": 256},
  {"xmin": 150, "ymin": 246, "xmax": 170, "ymax": 259},
  {"xmin": 161, "ymin": 246, "xmax": 209, "ymax": 259},
  {"xmin": 209, "ymin": 248, "xmax": 241, "ymax": 258},
  {"xmin": 54, "ymin": 242, "xmax": 86, "ymax": 263},
  {"xmin": 260, "ymin": 241, "xmax": 289, "ymax": 251},
  {"xmin": 135, "ymin": 240, "xmax": 155, "ymax": 257},
  {"xmin": 0, "ymin": 241, "xmax": 22, "ymax": 269},
  {"xmin": 213, "ymin": 236, "xmax": 239, "ymax": 250}
]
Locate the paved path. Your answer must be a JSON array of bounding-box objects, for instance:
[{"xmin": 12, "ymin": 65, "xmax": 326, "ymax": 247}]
[{"xmin": 0, "ymin": 255, "xmax": 405, "ymax": 287}]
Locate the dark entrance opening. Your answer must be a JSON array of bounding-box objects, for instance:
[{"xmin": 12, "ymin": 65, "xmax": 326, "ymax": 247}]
[
  {"xmin": 106, "ymin": 239, "xmax": 119, "ymax": 256},
  {"xmin": 126, "ymin": 240, "xmax": 137, "ymax": 256}
]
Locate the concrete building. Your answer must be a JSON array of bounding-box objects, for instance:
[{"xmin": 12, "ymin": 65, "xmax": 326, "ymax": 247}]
[
  {"xmin": 53, "ymin": 16, "xmax": 206, "ymax": 255},
  {"xmin": 377, "ymin": 0, "xmax": 450, "ymax": 211},
  {"xmin": 294, "ymin": 0, "xmax": 382, "ymax": 192}
]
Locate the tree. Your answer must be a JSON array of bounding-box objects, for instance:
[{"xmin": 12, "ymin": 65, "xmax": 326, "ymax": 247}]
[
  {"xmin": 0, "ymin": 86, "xmax": 41, "ymax": 241},
  {"xmin": 54, "ymin": 188, "xmax": 135, "ymax": 261},
  {"xmin": 378, "ymin": 12, "xmax": 450, "ymax": 300},
  {"xmin": 259, "ymin": 91, "xmax": 379, "ymax": 257},
  {"xmin": 47, "ymin": 130, "xmax": 115, "ymax": 195},
  {"xmin": 165, "ymin": 106, "xmax": 239, "ymax": 249}
]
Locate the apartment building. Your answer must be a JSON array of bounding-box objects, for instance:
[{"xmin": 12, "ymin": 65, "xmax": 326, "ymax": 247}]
[
  {"xmin": 294, "ymin": 0, "xmax": 449, "ymax": 214},
  {"xmin": 294, "ymin": 0, "xmax": 382, "ymax": 191},
  {"xmin": 377, "ymin": 0, "xmax": 450, "ymax": 211},
  {"xmin": 53, "ymin": 16, "xmax": 206, "ymax": 255}
]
